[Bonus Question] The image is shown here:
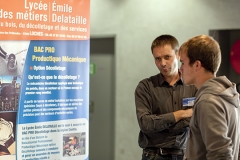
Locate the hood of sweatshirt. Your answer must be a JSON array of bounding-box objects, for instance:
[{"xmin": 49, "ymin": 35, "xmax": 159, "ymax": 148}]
[{"xmin": 195, "ymin": 76, "xmax": 239, "ymax": 108}]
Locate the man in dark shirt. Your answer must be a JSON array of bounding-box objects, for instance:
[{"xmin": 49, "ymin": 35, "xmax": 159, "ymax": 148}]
[{"xmin": 135, "ymin": 35, "xmax": 197, "ymax": 160}]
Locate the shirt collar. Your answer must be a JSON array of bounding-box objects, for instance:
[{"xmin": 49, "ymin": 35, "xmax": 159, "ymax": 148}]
[{"xmin": 158, "ymin": 72, "xmax": 183, "ymax": 86}]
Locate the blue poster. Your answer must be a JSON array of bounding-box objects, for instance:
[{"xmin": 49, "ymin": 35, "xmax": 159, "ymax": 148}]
[{"xmin": 17, "ymin": 40, "xmax": 89, "ymax": 160}]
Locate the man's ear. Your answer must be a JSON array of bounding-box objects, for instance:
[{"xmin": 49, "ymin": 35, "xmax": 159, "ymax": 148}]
[
  {"xmin": 195, "ymin": 60, "xmax": 202, "ymax": 70},
  {"xmin": 176, "ymin": 52, "xmax": 180, "ymax": 60}
]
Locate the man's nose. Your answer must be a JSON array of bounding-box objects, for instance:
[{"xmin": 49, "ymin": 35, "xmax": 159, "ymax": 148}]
[
  {"xmin": 179, "ymin": 65, "xmax": 183, "ymax": 72},
  {"xmin": 160, "ymin": 59, "xmax": 167, "ymax": 66}
]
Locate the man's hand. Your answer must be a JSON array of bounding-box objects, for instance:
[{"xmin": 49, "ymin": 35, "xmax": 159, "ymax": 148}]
[{"xmin": 173, "ymin": 108, "xmax": 193, "ymax": 122}]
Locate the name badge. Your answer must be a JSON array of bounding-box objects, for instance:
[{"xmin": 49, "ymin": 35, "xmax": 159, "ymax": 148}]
[{"xmin": 182, "ymin": 97, "xmax": 195, "ymax": 109}]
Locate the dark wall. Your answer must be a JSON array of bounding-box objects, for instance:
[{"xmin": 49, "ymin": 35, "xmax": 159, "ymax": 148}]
[{"xmin": 209, "ymin": 30, "xmax": 240, "ymax": 92}]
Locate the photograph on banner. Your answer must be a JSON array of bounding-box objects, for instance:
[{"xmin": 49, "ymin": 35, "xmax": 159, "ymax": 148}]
[
  {"xmin": 0, "ymin": 41, "xmax": 29, "ymax": 78},
  {"xmin": 0, "ymin": 41, "xmax": 28, "ymax": 158},
  {"xmin": 0, "ymin": 112, "xmax": 16, "ymax": 156},
  {"xmin": 63, "ymin": 132, "xmax": 86, "ymax": 157},
  {"xmin": 0, "ymin": 75, "xmax": 21, "ymax": 156}
]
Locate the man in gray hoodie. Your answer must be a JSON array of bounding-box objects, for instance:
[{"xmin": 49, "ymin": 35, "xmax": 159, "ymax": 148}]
[{"xmin": 179, "ymin": 34, "xmax": 239, "ymax": 160}]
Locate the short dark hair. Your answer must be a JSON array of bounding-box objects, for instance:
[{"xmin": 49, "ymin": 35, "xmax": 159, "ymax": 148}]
[
  {"xmin": 73, "ymin": 136, "xmax": 78, "ymax": 140},
  {"xmin": 151, "ymin": 34, "xmax": 179, "ymax": 53},
  {"xmin": 179, "ymin": 35, "xmax": 221, "ymax": 74}
]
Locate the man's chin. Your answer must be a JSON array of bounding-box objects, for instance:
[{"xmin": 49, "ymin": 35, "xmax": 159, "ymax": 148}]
[
  {"xmin": 182, "ymin": 79, "xmax": 189, "ymax": 85},
  {"xmin": 160, "ymin": 70, "xmax": 170, "ymax": 76},
  {"xmin": 161, "ymin": 69, "xmax": 169, "ymax": 73}
]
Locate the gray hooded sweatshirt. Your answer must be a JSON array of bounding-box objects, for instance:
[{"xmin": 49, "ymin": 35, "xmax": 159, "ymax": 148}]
[{"xmin": 186, "ymin": 76, "xmax": 240, "ymax": 160}]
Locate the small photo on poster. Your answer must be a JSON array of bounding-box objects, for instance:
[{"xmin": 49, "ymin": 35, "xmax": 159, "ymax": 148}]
[
  {"xmin": 0, "ymin": 76, "xmax": 21, "ymax": 111},
  {"xmin": 0, "ymin": 41, "xmax": 29, "ymax": 79},
  {"xmin": 0, "ymin": 112, "xmax": 16, "ymax": 156},
  {"xmin": 63, "ymin": 132, "xmax": 86, "ymax": 157}
]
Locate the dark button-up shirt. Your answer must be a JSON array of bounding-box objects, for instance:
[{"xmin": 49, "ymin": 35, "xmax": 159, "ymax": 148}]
[{"xmin": 135, "ymin": 73, "xmax": 197, "ymax": 149}]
